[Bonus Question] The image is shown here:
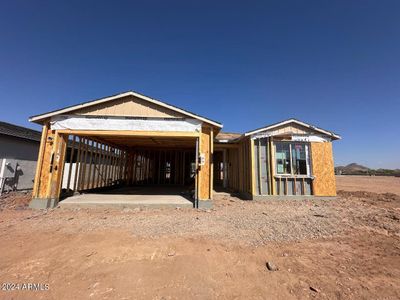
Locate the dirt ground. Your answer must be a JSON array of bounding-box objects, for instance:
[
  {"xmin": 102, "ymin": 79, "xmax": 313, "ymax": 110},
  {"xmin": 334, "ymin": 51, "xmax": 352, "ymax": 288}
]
[
  {"xmin": 336, "ymin": 175, "xmax": 400, "ymax": 195},
  {"xmin": 0, "ymin": 176, "xmax": 399, "ymax": 299}
]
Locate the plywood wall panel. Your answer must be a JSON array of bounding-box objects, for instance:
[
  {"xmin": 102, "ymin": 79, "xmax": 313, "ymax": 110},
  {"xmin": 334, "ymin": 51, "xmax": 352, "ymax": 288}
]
[{"xmin": 310, "ymin": 142, "xmax": 337, "ymax": 196}]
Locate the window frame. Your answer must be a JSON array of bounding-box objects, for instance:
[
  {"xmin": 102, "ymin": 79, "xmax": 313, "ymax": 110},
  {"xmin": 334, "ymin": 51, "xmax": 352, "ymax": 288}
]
[
  {"xmin": 274, "ymin": 141, "xmax": 311, "ymax": 177},
  {"xmin": 275, "ymin": 142, "xmax": 292, "ymax": 175}
]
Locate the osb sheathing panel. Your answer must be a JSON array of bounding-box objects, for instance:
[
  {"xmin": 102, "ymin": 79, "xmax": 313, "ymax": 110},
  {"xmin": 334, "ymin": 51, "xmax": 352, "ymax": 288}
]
[
  {"xmin": 199, "ymin": 126, "xmax": 211, "ymax": 200},
  {"xmin": 73, "ymin": 95, "xmax": 184, "ymax": 118},
  {"xmin": 310, "ymin": 142, "xmax": 337, "ymax": 196}
]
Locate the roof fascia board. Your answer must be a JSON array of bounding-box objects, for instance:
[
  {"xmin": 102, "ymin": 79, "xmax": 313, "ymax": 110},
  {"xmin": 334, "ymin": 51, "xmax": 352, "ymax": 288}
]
[{"xmin": 29, "ymin": 91, "xmax": 223, "ymax": 128}]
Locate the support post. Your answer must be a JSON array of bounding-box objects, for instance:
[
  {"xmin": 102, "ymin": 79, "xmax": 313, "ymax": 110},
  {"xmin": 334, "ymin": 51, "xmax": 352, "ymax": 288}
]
[
  {"xmin": 197, "ymin": 126, "xmax": 212, "ymax": 208},
  {"xmin": 250, "ymin": 139, "xmax": 256, "ymax": 197},
  {"xmin": 30, "ymin": 130, "xmax": 68, "ymax": 209}
]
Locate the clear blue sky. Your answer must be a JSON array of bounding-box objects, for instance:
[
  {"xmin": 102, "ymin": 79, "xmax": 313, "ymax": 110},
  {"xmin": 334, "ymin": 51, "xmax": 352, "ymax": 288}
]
[{"xmin": 1, "ymin": 1, "xmax": 399, "ymax": 168}]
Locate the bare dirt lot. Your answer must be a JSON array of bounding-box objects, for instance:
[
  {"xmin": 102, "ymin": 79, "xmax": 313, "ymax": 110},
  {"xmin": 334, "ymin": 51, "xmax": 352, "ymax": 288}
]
[
  {"xmin": 0, "ymin": 176, "xmax": 399, "ymax": 299},
  {"xmin": 336, "ymin": 175, "xmax": 400, "ymax": 195}
]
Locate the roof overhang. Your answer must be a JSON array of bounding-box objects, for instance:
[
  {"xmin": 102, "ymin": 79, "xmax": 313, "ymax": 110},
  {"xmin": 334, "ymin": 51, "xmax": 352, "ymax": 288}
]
[
  {"xmin": 244, "ymin": 118, "xmax": 341, "ymax": 140},
  {"xmin": 29, "ymin": 91, "xmax": 223, "ymax": 129}
]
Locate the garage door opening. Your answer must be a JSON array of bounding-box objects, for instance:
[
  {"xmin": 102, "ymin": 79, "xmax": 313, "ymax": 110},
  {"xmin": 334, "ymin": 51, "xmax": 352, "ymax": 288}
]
[{"xmin": 59, "ymin": 134, "xmax": 198, "ymax": 208}]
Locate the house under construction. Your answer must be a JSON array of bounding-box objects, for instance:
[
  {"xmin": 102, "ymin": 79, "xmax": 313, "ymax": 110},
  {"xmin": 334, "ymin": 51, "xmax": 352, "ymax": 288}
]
[{"xmin": 29, "ymin": 91, "xmax": 340, "ymax": 209}]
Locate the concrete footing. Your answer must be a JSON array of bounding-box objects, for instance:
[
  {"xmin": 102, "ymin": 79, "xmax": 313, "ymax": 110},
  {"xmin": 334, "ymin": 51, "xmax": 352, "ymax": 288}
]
[
  {"xmin": 29, "ymin": 198, "xmax": 59, "ymax": 209},
  {"xmin": 197, "ymin": 200, "xmax": 213, "ymax": 209}
]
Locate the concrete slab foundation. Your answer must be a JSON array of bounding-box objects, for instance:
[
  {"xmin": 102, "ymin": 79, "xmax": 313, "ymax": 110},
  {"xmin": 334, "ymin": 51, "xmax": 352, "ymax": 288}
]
[
  {"xmin": 58, "ymin": 186, "xmax": 194, "ymax": 209},
  {"xmin": 59, "ymin": 193, "xmax": 194, "ymax": 208}
]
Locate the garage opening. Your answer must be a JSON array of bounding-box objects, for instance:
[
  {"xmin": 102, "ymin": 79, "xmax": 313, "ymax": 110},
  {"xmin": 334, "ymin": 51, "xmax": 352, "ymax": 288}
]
[{"xmin": 60, "ymin": 134, "xmax": 198, "ymax": 208}]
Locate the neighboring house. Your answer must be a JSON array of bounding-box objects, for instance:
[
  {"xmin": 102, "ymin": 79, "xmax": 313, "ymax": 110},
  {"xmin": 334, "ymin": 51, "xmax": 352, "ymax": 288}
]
[
  {"xmin": 28, "ymin": 91, "xmax": 341, "ymax": 209},
  {"xmin": 0, "ymin": 121, "xmax": 41, "ymax": 193}
]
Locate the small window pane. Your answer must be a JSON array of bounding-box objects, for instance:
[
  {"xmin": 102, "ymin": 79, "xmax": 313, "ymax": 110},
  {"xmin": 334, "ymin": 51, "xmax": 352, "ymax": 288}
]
[
  {"xmin": 276, "ymin": 143, "xmax": 291, "ymax": 174},
  {"xmin": 291, "ymin": 143, "xmax": 307, "ymax": 175}
]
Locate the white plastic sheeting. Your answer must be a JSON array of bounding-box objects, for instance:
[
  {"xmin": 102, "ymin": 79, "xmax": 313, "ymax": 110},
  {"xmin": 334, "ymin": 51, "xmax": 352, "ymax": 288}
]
[
  {"xmin": 251, "ymin": 132, "xmax": 330, "ymax": 142},
  {"xmin": 50, "ymin": 115, "xmax": 202, "ymax": 132},
  {"xmin": 291, "ymin": 135, "xmax": 331, "ymax": 142}
]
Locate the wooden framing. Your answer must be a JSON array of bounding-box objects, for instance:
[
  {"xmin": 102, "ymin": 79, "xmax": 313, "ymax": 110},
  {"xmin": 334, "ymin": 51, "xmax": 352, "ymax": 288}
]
[
  {"xmin": 35, "ymin": 128, "xmax": 57, "ymax": 199},
  {"xmin": 65, "ymin": 135, "xmax": 76, "ymax": 190},
  {"xmin": 109, "ymin": 148, "xmax": 195, "ymax": 186},
  {"xmin": 218, "ymin": 120, "xmax": 338, "ymax": 199},
  {"xmin": 29, "ymin": 91, "xmax": 340, "ymax": 209},
  {"xmin": 29, "ymin": 92, "xmax": 220, "ymax": 208},
  {"xmin": 209, "ymin": 129, "xmax": 214, "ymax": 199},
  {"xmin": 32, "ymin": 123, "xmax": 49, "ymax": 197},
  {"xmin": 269, "ymin": 138, "xmax": 275, "ymax": 195},
  {"xmin": 198, "ymin": 126, "xmax": 212, "ymax": 200},
  {"xmin": 48, "ymin": 133, "xmax": 68, "ymax": 198},
  {"xmin": 64, "ymin": 138, "xmax": 130, "ymax": 192},
  {"xmin": 251, "ymin": 139, "xmax": 256, "ymax": 195},
  {"xmin": 73, "ymin": 136, "xmax": 83, "ymax": 191}
]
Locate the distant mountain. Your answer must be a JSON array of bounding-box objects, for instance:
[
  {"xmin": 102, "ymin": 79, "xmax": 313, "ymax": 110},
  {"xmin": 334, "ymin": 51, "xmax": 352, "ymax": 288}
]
[
  {"xmin": 335, "ymin": 163, "xmax": 400, "ymax": 176},
  {"xmin": 335, "ymin": 163, "xmax": 370, "ymax": 174}
]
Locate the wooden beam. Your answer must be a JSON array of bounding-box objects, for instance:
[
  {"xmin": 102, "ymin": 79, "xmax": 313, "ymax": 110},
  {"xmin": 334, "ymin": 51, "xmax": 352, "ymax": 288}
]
[
  {"xmin": 46, "ymin": 132, "xmax": 68, "ymax": 199},
  {"xmin": 66, "ymin": 135, "xmax": 76, "ymax": 191},
  {"xmin": 257, "ymin": 139, "xmax": 262, "ymax": 195},
  {"xmin": 73, "ymin": 136, "xmax": 83, "ymax": 191},
  {"xmin": 106, "ymin": 146, "xmax": 112, "ymax": 185},
  {"xmin": 182, "ymin": 151, "xmax": 185, "ymax": 185},
  {"xmin": 209, "ymin": 129, "xmax": 214, "ymax": 198},
  {"xmin": 199, "ymin": 126, "xmax": 211, "ymax": 200},
  {"xmin": 32, "ymin": 123, "xmax": 49, "ymax": 197},
  {"xmin": 250, "ymin": 139, "xmax": 256, "ymax": 196},
  {"xmin": 90, "ymin": 141, "xmax": 98, "ymax": 189},
  {"xmin": 269, "ymin": 137, "xmax": 276, "ymax": 195},
  {"xmin": 87, "ymin": 140, "xmax": 94, "ymax": 189},
  {"xmin": 80, "ymin": 138, "xmax": 89, "ymax": 190}
]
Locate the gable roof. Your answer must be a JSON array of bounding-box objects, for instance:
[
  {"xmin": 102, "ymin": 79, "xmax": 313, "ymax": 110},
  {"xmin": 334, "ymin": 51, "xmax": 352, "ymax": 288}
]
[
  {"xmin": 244, "ymin": 118, "xmax": 341, "ymax": 140},
  {"xmin": 29, "ymin": 91, "xmax": 223, "ymax": 128},
  {"xmin": 0, "ymin": 121, "xmax": 41, "ymax": 142}
]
